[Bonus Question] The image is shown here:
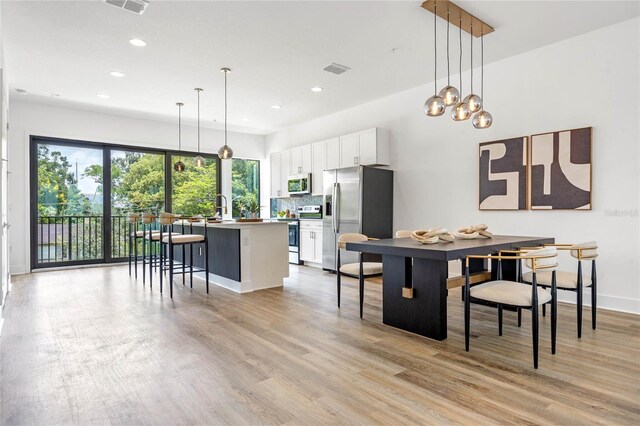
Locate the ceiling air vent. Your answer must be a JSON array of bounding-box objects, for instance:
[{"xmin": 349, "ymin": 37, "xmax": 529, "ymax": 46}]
[
  {"xmin": 323, "ymin": 63, "xmax": 351, "ymax": 75},
  {"xmin": 104, "ymin": 0, "xmax": 149, "ymax": 15}
]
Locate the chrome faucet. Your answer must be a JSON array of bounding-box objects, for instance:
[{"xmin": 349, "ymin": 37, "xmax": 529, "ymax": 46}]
[{"xmin": 213, "ymin": 193, "xmax": 228, "ymax": 216}]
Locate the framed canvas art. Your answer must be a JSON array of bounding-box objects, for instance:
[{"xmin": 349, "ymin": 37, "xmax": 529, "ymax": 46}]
[
  {"xmin": 529, "ymin": 127, "xmax": 592, "ymax": 210},
  {"xmin": 478, "ymin": 137, "xmax": 528, "ymax": 210}
]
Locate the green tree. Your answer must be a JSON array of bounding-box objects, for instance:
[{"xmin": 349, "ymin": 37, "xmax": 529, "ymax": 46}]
[
  {"xmin": 37, "ymin": 145, "xmax": 78, "ymax": 215},
  {"xmin": 231, "ymin": 159, "xmax": 259, "ymax": 217}
]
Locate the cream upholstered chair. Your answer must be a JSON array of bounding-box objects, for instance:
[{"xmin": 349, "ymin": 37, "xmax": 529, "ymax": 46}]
[
  {"xmin": 522, "ymin": 241, "xmax": 598, "ymax": 338},
  {"xmin": 337, "ymin": 233, "xmax": 382, "ymax": 318},
  {"xmin": 395, "ymin": 230, "xmax": 412, "ymax": 238},
  {"xmin": 464, "ymin": 247, "xmax": 558, "ymax": 369}
]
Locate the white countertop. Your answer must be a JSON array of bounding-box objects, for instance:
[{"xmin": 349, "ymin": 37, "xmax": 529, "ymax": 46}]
[{"xmin": 174, "ymin": 220, "xmax": 287, "ymax": 229}]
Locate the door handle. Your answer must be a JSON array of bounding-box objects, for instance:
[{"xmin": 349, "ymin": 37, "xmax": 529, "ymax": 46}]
[
  {"xmin": 334, "ymin": 183, "xmax": 340, "ymax": 233},
  {"xmin": 331, "ymin": 183, "xmax": 337, "ymax": 233}
]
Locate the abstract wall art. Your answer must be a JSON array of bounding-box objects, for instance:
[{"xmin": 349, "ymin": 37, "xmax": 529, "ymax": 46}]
[
  {"xmin": 478, "ymin": 137, "xmax": 528, "ymax": 210},
  {"xmin": 529, "ymin": 127, "xmax": 592, "ymax": 210}
]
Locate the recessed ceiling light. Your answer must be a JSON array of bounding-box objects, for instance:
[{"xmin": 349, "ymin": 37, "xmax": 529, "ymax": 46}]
[
  {"xmin": 271, "ymin": 105, "xmax": 281, "ymax": 109},
  {"xmin": 241, "ymin": 117, "xmax": 249, "ymax": 122},
  {"xmin": 97, "ymin": 94, "xmax": 110, "ymax": 99},
  {"xmin": 129, "ymin": 38, "xmax": 147, "ymax": 47},
  {"xmin": 311, "ymin": 87, "xmax": 323, "ymax": 92},
  {"xmin": 110, "ymin": 71, "xmax": 125, "ymax": 78}
]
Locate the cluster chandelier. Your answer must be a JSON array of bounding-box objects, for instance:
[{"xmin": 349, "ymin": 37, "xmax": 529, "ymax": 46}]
[
  {"xmin": 172, "ymin": 67, "xmax": 235, "ymax": 172},
  {"xmin": 422, "ymin": 0, "xmax": 493, "ymax": 129}
]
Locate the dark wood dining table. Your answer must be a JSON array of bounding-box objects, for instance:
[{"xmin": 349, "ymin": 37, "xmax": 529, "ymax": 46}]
[{"xmin": 346, "ymin": 235, "xmax": 554, "ymax": 341}]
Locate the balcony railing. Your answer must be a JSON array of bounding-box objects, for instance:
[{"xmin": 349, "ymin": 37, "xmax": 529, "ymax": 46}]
[{"xmin": 35, "ymin": 215, "xmax": 150, "ymax": 264}]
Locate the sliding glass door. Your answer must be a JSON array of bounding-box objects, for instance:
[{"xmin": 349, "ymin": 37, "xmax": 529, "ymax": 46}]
[
  {"xmin": 30, "ymin": 137, "xmax": 220, "ymax": 269},
  {"xmin": 110, "ymin": 149, "xmax": 166, "ymax": 259},
  {"xmin": 33, "ymin": 141, "xmax": 105, "ymax": 265}
]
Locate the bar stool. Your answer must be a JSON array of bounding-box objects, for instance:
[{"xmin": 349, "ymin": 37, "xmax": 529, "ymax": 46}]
[
  {"xmin": 140, "ymin": 212, "xmax": 158, "ymax": 285},
  {"xmin": 127, "ymin": 212, "xmax": 141, "ymax": 277},
  {"xmin": 522, "ymin": 241, "xmax": 598, "ymax": 338},
  {"xmin": 159, "ymin": 217, "xmax": 209, "ymax": 298},
  {"xmin": 144, "ymin": 213, "xmax": 180, "ymax": 289}
]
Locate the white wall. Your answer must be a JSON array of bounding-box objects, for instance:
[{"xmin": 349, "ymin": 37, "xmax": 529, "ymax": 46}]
[
  {"xmin": 266, "ymin": 18, "xmax": 640, "ymax": 313},
  {"xmin": 7, "ymin": 99, "xmax": 268, "ymax": 274}
]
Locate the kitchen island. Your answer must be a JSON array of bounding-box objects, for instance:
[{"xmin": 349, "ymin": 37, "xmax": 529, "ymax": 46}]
[{"xmin": 172, "ymin": 221, "xmax": 289, "ymax": 293}]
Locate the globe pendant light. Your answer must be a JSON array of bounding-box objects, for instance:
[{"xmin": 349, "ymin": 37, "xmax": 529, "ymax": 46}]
[
  {"xmin": 473, "ymin": 31, "xmax": 493, "ymax": 129},
  {"xmin": 218, "ymin": 67, "xmax": 234, "ymax": 160},
  {"xmin": 173, "ymin": 102, "xmax": 186, "ymax": 172},
  {"xmin": 194, "ymin": 88, "xmax": 205, "ymax": 167},
  {"xmin": 452, "ymin": 18, "xmax": 471, "ymax": 121},
  {"xmin": 438, "ymin": 10, "xmax": 459, "ymax": 107},
  {"xmin": 424, "ymin": 2, "xmax": 445, "ymax": 117},
  {"xmin": 463, "ymin": 24, "xmax": 482, "ymax": 113}
]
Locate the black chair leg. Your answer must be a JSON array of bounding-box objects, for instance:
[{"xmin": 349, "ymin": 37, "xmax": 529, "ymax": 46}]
[
  {"xmin": 182, "ymin": 245, "xmax": 186, "ymax": 286},
  {"xmin": 532, "ymin": 304, "xmax": 539, "ymax": 369},
  {"xmin": 159, "ymin": 242, "xmax": 163, "ymax": 294},
  {"xmin": 128, "ymin": 226, "xmax": 132, "ymax": 276},
  {"xmin": 359, "ymin": 254, "xmax": 364, "ymax": 319},
  {"xmin": 134, "ymin": 236, "xmax": 138, "ymax": 279},
  {"xmin": 169, "ymin": 243, "xmax": 174, "ymax": 298},
  {"xmin": 149, "ymin": 240, "xmax": 154, "ymax": 290},
  {"xmin": 336, "ymin": 249, "xmax": 341, "ymax": 308},
  {"xmin": 517, "ymin": 308, "xmax": 522, "ymax": 327},
  {"xmin": 464, "ymin": 289, "xmax": 470, "ymax": 352},
  {"xmin": 577, "ymin": 261, "xmax": 583, "ymax": 338},
  {"xmin": 142, "ymin": 233, "xmax": 146, "ymax": 284},
  {"xmin": 498, "ymin": 304, "xmax": 503, "ymax": 336},
  {"xmin": 552, "ymin": 294, "xmax": 557, "ymax": 355},
  {"xmin": 591, "ymin": 260, "xmax": 597, "ymax": 330},
  {"xmin": 189, "ymin": 243, "xmax": 194, "ymax": 288},
  {"xmin": 542, "ymin": 303, "xmax": 546, "ymax": 317},
  {"xmin": 204, "ymin": 241, "xmax": 209, "ymax": 294}
]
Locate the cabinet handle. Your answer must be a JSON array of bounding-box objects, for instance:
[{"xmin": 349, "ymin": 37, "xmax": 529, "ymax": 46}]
[
  {"xmin": 354, "ymin": 156, "xmax": 359, "ymax": 165},
  {"xmin": 298, "ymin": 166, "xmax": 301, "ymax": 173},
  {"xmin": 277, "ymin": 190, "xmax": 281, "ymax": 196}
]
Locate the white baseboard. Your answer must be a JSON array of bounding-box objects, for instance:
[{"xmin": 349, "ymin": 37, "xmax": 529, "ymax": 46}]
[{"xmin": 557, "ymin": 289, "xmax": 639, "ymax": 315}]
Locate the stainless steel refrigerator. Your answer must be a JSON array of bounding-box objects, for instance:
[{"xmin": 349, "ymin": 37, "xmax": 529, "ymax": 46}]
[{"xmin": 322, "ymin": 166, "xmax": 393, "ymax": 272}]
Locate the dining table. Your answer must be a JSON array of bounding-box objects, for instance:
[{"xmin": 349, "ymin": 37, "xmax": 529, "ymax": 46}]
[{"xmin": 346, "ymin": 235, "xmax": 554, "ymax": 341}]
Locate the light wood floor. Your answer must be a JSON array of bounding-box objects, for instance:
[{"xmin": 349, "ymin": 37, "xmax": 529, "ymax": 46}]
[{"xmin": 1, "ymin": 264, "xmax": 639, "ymax": 425}]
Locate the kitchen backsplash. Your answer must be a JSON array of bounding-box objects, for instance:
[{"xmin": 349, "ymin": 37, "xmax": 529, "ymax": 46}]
[{"xmin": 270, "ymin": 195, "xmax": 323, "ymax": 218}]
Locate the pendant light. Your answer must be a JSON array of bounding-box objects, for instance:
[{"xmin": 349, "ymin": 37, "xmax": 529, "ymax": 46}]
[
  {"xmin": 438, "ymin": 10, "xmax": 459, "ymax": 107},
  {"xmin": 452, "ymin": 17, "xmax": 471, "ymax": 121},
  {"xmin": 218, "ymin": 67, "xmax": 233, "ymax": 160},
  {"xmin": 463, "ymin": 23, "xmax": 482, "ymax": 113},
  {"xmin": 194, "ymin": 88, "xmax": 206, "ymax": 167},
  {"xmin": 173, "ymin": 102, "xmax": 186, "ymax": 172},
  {"xmin": 472, "ymin": 31, "xmax": 493, "ymax": 129},
  {"xmin": 424, "ymin": 2, "xmax": 445, "ymax": 117}
]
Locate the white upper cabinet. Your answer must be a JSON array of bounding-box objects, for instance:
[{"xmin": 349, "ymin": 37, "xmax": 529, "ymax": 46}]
[
  {"xmin": 311, "ymin": 141, "xmax": 326, "ymax": 195},
  {"xmin": 339, "ymin": 133, "xmax": 359, "ymax": 168},
  {"xmin": 325, "ymin": 137, "xmax": 340, "ymax": 170},
  {"xmin": 280, "ymin": 149, "xmax": 290, "ymax": 197},
  {"xmin": 270, "ymin": 151, "xmax": 283, "ymax": 198},
  {"xmin": 340, "ymin": 128, "xmax": 389, "ymax": 168},
  {"xmin": 269, "ymin": 128, "xmax": 389, "ymax": 199},
  {"xmin": 289, "ymin": 144, "xmax": 312, "ymax": 175}
]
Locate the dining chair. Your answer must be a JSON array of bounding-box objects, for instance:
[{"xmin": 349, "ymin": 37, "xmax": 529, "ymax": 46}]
[
  {"xmin": 464, "ymin": 246, "xmax": 558, "ymax": 369},
  {"xmin": 337, "ymin": 233, "xmax": 382, "ymax": 318},
  {"xmin": 521, "ymin": 241, "xmax": 598, "ymax": 338}
]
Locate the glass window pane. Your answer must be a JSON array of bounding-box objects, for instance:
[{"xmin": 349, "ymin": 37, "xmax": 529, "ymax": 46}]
[
  {"xmin": 231, "ymin": 159, "xmax": 260, "ymax": 218},
  {"xmin": 36, "ymin": 142, "xmax": 103, "ymax": 264},
  {"xmin": 110, "ymin": 150, "xmax": 165, "ymax": 258},
  {"xmin": 171, "ymin": 154, "xmax": 218, "ymax": 216}
]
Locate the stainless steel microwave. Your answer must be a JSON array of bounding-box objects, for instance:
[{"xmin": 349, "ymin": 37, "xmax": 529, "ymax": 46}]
[{"xmin": 287, "ymin": 174, "xmax": 311, "ymax": 195}]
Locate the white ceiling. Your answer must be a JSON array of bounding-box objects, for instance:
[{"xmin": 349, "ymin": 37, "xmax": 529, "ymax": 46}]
[{"xmin": 3, "ymin": 1, "xmax": 639, "ymax": 135}]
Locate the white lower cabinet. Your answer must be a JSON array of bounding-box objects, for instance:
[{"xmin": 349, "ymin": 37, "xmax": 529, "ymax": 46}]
[{"xmin": 299, "ymin": 220, "xmax": 323, "ymax": 265}]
